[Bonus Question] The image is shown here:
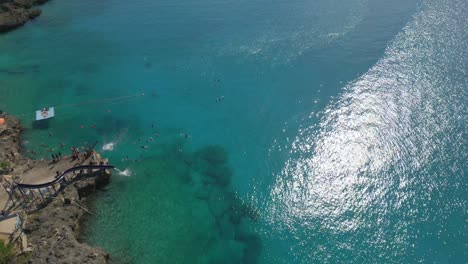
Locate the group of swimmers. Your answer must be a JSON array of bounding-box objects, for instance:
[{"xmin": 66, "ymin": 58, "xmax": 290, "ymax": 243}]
[
  {"xmin": 71, "ymin": 144, "xmax": 97, "ymax": 161},
  {"xmin": 215, "ymin": 95, "xmax": 225, "ymax": 102}
]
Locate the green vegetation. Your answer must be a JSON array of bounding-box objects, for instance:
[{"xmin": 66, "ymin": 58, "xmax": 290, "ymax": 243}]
[
  {"xmin": 0, "ymin": 160, "xmax": 10, "ymax": 170},
  {"xmin": 0, "ymin": 240, "xmax": 13, "ymax": 264}
]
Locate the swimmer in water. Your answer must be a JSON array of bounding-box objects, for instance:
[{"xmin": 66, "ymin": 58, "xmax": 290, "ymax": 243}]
[{"xmin": 141, "ymin": 145, "xmax": 149, "ymax": 149}]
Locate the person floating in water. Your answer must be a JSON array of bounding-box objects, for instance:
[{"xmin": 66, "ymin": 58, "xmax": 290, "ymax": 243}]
[
  {"xmin": 141, "ymin": 145, "xmax": 149, "ymax": 149},
  {"xmin": 215, "ymin": 96, "xmax": 225, "ymax": 102},
  {"xmin": 144, "ymin": 57, "xmax": 152, "ymax": 68}
]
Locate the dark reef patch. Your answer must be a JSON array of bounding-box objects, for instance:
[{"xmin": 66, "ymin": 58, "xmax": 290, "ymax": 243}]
[
  {"xmin": 82, "ymin": 140, "xmax": 262, "ymax": 263},
  {"xmin": 189, "ymin": 145, "xmax": 262, "ymax": 263},
  {"xmin": 193, "ymin": 145, "xmax": 229, "ymax": 165}
]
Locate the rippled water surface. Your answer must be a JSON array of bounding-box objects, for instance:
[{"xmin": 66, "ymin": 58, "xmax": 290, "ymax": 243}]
[{"xmin": 0, "ymin": 0, "xmax": 466, "ymax": 263}]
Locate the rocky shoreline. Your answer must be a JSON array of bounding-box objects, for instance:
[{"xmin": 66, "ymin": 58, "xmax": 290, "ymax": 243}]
[
  {"xmin": 0, "ymin": 0, "xmax": 49, "ymax": 33},
  {"xmin": 0, "ymin": 112, "xmax": 111, "ymax": 263},
  {"xmin": 22, "ymin": 173, "xmax": 111, "ymax": 264}
]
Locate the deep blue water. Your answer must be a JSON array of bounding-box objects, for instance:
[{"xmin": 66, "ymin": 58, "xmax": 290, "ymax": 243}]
[{"xmin": 0, "ymin": 0, "xmax": 466, "ymax": 263}]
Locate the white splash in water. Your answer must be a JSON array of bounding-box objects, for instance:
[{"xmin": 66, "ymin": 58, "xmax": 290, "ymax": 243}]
[
  {"xmin": 115, "ymin": 168, "xmax": 132, "ymax": 177},
  {"xmin": 102, "ymin": 142, "xmax": 115, "ymax": 151}
]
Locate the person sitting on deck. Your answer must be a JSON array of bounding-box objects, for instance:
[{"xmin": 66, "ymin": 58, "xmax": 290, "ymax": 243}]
[{"xmin": 71, "ymin": 147, "xmax": 79, "ymax": 160}]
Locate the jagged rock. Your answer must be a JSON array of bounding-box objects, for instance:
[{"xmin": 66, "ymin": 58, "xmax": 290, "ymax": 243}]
[
  {"xmin": 0, "ymin": 113, "xmax": 112, "ymax": 263},
  {"xmin": 0, "ymin": 9, "xmax": 29, "ymax": 32},
  {"xmin": 0, "ymin": 0, "xmax": 49, "ymax": 32},
  {"xmin": 24, "ymin": 175, "xmax": 111, "ymax": 264},
  {"xmin": 75, "ymin": 180, "xmax": 96, "ymax": 200},
  {"xmin": 94, "ymin": 171, "xmax": 110, "ymax": 188},
  {"xmin": 0, "ymin": 114, "xmax": 27, "ymax": 167},
  {"xmin": 13, "ymin": 0, "xmax": 34, "ymax": 8},
  {"xmin": 28, "ymin": 8, "xmax": 40, "ymax": 18}
]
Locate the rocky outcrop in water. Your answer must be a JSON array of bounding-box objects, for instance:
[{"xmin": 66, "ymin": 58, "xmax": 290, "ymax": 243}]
[
  {"xmin": 0, "ymin": 112, "xmax": 111, "ymax": 263},
  {"xmin": 0, "ymin": 111, "xmax": 28, "ymax": 172},
  {"xmin": 0, "ymin": 0, "xmax": 49, "ymax": 32},
  {"xmin": 22, "ymin": 174, "xmax": 111, "ymax": 264}
]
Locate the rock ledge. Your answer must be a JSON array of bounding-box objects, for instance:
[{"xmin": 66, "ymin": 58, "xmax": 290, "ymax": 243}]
[
  {"xmin": 0, "ymin": 112, "xmax": 111, "ymax": 264},
  {"xmin": 0, "ymin": 0, "xmax": 49, "ymax": 32}
]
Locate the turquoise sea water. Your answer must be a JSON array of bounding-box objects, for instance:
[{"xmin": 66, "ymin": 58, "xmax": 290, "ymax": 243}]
[{"xmin": 1, "ymin": 0, "xmax": 467, "ymax": 263}]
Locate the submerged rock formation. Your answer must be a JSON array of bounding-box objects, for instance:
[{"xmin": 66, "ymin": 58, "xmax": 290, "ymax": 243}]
[
  {"xmin": 80, "ymin": 140, "xmax": 263, "ymax": 263},
  {"xmin": 0, "ymin": 0, "xmax": 49, "ymax": 32},
  {"xmin": 191, "ymin": 145, "xmax": 262, "ymax": 263}
]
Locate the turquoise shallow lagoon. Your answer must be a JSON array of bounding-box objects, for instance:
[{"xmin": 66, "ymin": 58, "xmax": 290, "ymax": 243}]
[{"xmin": 0, "ymin": 0, "xmax": 467, "ymax": 263}]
